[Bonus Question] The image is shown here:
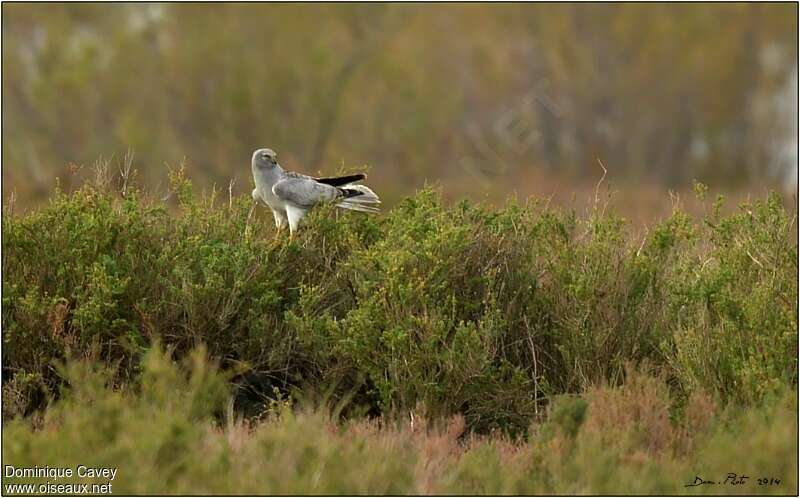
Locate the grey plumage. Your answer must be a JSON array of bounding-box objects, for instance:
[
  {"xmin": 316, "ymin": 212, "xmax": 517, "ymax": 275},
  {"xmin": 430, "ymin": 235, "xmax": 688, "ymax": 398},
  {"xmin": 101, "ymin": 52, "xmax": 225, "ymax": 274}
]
[{"xmin": 251, "ymin": 148, "xmax": 380, "ymax": 234}]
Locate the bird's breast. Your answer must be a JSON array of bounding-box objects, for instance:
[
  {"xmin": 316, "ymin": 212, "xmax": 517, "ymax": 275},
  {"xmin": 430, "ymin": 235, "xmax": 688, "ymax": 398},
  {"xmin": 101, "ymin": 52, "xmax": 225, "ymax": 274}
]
[{"xmin": 255, "ymin": 187, "xmax": 287, "ymax": 212}]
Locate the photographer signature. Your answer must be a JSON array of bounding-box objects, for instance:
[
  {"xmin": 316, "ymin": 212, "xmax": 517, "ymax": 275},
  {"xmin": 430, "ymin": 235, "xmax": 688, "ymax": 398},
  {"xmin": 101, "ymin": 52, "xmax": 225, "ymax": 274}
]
[{"xmin": 685, "ymin": 473, "xmax": 781, "ymax": 487}]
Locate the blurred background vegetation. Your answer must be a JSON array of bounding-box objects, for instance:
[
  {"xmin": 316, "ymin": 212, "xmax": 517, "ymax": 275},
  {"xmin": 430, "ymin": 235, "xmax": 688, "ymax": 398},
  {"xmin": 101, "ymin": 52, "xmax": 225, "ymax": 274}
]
[{"xmin": 3, "ymin": 3, "xmax": 798, "ymax": 210}]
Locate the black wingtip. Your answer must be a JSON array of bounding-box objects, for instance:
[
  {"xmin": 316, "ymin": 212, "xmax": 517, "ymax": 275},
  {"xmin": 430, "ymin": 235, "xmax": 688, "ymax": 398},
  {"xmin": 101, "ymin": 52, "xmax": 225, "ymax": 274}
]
[
  {"xmin": 340, "ymin": 187, "xmax": 364, "ymax": 199},
  {"xmin": 315, "ymin": 174, "xmax": 367, "ymax": 187}
]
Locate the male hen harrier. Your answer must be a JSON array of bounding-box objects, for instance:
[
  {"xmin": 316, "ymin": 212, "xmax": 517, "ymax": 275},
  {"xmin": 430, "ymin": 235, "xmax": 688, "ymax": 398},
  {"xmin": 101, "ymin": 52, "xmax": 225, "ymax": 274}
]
[{"xmin": 251, "ymin": 148, "xmax": 380, "ymax": 234}]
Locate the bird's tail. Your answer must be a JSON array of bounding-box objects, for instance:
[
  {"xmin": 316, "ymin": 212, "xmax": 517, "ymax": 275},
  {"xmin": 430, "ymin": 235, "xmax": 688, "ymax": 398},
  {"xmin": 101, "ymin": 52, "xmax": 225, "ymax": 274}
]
[{"xmin": 336, "ymin": 184, "xmax": 381, "ymax": 214}]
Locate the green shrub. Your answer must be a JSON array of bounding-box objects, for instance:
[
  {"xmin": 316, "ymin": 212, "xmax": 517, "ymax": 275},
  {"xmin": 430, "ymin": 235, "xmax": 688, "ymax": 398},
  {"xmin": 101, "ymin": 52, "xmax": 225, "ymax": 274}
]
[
  {"xmin": 2, "ymin": 177, "xmax": 796, "ymax": 433},
  {"xmin": 666, "ymin": 193, "xmax": 798, "ymax": 403}
]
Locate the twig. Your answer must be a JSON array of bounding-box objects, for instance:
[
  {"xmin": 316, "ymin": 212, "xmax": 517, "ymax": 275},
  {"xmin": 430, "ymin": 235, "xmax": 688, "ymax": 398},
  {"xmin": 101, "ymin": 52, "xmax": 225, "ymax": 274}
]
[
  {"xmin": 746, "ymin": 250, "xmax": 764, "ymax": 268},
  {"xmin": 245, "ymin": 202, "xmax": 256, "ymax": 240},
  {"xmin": 6, "ymin": 191, "xmax": 16, "ymax": 217},
  {"xmin": 93, "ymin": 156, "xmax": 111, "ymax": 191},
  {"xmin": 118, "ymin": 148, "xmax": 135, "ymax": 198},
  {"xmin": 523, "ymin": 315, "xmax": 539, "ymax": 416},
  {"xmin": 594, "ymin": 157, "xmax": 608, "ymax": 208},
  {"xmin": 636, "ymin": 227, "xmax": 649, "ymax": 258}
]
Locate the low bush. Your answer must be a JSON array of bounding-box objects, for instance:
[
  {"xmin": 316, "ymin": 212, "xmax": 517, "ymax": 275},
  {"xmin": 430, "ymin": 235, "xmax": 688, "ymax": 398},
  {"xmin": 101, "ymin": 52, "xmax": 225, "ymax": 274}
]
[
  {"xmin": 2, "ymin": 346, "xmax": 796, "ymax": 494},
  {"xmin": 2, "ymin": 172, "xmax": 796, "ymax": 432}
]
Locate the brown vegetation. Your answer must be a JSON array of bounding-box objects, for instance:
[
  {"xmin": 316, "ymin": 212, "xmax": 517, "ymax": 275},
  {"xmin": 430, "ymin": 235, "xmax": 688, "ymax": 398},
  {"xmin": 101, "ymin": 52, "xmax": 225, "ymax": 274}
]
[{"xmin": 3, "ymin": 3, "xmax": 797, "ymax": 209}]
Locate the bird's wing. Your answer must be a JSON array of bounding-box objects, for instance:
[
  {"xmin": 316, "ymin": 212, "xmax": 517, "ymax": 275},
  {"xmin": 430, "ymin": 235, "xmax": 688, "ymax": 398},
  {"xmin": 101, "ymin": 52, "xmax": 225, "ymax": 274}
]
[
  {"xmin": 272, "ymin": 176, "xmax": 341, "ymax": 207},
  {"xmin": 314, "ymin": 174, "xmax": 366, "ymax": 187}
]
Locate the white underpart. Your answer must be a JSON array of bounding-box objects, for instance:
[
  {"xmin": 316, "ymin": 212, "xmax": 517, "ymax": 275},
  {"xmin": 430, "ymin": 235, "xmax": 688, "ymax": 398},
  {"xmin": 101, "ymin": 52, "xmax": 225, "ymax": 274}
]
[
  {"xmin": 252, "ymin": 186, "xmax": 289, "ymax": 230},
  {"xmin": 285, "ymin": 205, "xmax": 307, "ymax": 233}
]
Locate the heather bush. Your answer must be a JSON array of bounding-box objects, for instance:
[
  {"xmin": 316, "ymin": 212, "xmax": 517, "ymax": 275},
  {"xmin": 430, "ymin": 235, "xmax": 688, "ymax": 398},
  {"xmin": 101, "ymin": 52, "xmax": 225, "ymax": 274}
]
[
  {"xmin": 666, "ymin": 193, "xmax": 798, "ymax": 403},
  {"xmin": 2, "ymin": 175, "xmax": 796, "ymax": 433}
]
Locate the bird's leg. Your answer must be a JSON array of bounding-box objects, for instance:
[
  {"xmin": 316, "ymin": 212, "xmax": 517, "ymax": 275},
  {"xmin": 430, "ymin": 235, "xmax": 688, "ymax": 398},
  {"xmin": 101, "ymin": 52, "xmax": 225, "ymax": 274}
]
[{"xmin": 272, "ymin": 210, "xmax": 288, "ymax": 241}]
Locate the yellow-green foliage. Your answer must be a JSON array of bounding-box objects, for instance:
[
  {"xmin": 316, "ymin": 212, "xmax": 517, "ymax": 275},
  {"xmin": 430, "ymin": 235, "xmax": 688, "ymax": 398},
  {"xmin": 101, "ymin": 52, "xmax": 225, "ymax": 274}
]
[
  {"xmin": 2, "ymin": 178, "xmax": 797, "ymax": 434},
  {"xmin": 2, "ymin": 346, "xmax": 796, "ymax": 495}
]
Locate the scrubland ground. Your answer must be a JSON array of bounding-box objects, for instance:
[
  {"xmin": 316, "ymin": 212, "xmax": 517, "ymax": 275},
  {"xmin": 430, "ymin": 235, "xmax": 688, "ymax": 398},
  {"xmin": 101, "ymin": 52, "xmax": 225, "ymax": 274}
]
[{"xmin": 2, "ymin": 170, "xmax": 797, "ymax": 494}]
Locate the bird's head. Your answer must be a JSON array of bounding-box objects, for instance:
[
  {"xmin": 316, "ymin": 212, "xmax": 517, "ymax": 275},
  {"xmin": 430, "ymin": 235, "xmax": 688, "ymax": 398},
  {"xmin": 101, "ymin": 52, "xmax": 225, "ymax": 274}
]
[{"xmin": 252, "ymin": 148, "xmax": 278, "ymax": 170}]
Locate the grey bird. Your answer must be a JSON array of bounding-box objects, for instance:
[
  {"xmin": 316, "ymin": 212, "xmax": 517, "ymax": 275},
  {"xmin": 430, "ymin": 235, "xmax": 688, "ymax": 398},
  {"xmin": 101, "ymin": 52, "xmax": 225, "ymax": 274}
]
[{"xmin": 251, "ymin": 148, "xmax": 380, "ymax": 235}]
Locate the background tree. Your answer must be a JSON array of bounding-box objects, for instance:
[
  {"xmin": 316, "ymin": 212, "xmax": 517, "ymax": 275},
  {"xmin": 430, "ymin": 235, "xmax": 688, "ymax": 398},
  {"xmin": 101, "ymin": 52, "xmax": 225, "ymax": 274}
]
[{"xmin": 2, "ymin": 3, "xmax": 796, "ymax": 207}]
